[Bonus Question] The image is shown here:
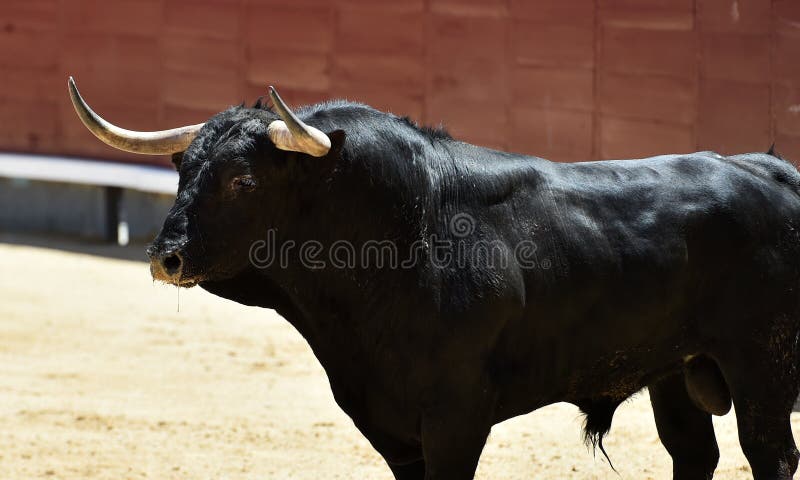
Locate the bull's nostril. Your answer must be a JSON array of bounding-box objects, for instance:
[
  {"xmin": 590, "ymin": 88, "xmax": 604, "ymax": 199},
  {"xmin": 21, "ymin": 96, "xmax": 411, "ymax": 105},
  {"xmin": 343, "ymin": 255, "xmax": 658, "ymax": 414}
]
[{"xmin": 162, "ymin": 253, "xmax": 182, "ymax": 275}]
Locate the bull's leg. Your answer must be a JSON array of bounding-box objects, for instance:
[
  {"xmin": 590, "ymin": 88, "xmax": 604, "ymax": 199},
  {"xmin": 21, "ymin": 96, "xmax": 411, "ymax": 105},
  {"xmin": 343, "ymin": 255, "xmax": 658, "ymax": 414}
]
[
  {"xmin": 388, "ymin": 459, "xmax": 426, "ymax": 480},
  {"xmin": 717, "ymin": 345, "xmax": 800, "ymax": 480},
  {"xmin": 348, "ymin": 415, "xmax": 426, "ymax": 480},
  {"xmin": 649, "ymin": 371, "xmax": 719, "ymax": 480},
  {"xmin": 419, "ymin": 406, "xmax": 492, "ymax": 480}
]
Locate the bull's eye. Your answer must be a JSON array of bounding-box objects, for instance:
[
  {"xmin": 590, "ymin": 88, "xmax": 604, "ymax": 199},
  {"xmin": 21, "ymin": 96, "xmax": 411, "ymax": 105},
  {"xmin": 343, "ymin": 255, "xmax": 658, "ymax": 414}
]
[{"xmin": 230, "ymin": 175, "xmax": 257, "ymax": 192}]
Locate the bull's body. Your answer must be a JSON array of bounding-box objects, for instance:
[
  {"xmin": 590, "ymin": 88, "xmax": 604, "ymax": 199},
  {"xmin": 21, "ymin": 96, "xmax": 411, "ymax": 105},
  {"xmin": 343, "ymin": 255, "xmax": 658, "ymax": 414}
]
[
  {"xmin": 198, "ymin": 107, "xmax": 800, "ymax": 478},
  {"xmin": 69, "ymin": 83, "xmax": 800, "ymax": 479}
]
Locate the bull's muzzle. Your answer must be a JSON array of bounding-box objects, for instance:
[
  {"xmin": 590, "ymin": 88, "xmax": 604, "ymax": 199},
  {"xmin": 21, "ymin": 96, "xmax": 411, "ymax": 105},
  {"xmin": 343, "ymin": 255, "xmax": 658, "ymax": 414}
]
[{"xmin": 148, "ymin": 248, "xmax": 189, "ymax": 285}]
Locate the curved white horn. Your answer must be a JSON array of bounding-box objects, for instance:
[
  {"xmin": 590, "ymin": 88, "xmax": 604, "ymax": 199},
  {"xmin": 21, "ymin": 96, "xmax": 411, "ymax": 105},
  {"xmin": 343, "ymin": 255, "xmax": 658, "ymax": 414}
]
[
  {"xmin": 68, "ymin": 77, "xmax": 203, "ymax": 155},
  {"xmin": 267, "ymin": 86, "xmax": 331, "ymax": 157}
]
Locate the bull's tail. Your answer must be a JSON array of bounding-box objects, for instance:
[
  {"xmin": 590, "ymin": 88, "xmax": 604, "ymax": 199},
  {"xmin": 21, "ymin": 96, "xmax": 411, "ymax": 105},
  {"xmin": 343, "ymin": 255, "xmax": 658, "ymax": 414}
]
[
  {"xmin": 738, "ymin": 143, "xmax": 800, "ymax": 196},
  {"xmin": 767, "ymin": 143, "xmax": 783, "ymax": 160}
]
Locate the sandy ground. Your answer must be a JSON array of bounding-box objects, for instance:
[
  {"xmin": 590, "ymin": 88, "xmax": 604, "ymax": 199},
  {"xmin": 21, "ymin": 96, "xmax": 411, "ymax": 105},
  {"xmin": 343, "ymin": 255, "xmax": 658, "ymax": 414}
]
[{"xmin": 1, "ymin": 238, "xmax": 799, "ymax": 479}]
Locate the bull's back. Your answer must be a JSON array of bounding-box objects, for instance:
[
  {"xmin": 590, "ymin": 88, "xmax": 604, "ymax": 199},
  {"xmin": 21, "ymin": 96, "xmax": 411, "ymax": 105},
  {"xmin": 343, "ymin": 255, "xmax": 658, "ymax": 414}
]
[
  {"xmin": 492, "ymin": 151, "xmax": 800, "ymax": 411},
  {"xmin": 543, "ymin": 151, "xmax": 800, "ymax": 280}
]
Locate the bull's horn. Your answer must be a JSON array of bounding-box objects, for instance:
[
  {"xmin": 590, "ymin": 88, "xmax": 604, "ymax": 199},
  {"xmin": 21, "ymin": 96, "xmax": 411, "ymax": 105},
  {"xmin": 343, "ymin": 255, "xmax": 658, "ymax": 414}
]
[
  {"xmin": 68, "ymin": 77, "xmax": 203, "ymax": 155},
  {"xmin": 267, "ymin": 86, "xmax": 331, "ymax": 157}
]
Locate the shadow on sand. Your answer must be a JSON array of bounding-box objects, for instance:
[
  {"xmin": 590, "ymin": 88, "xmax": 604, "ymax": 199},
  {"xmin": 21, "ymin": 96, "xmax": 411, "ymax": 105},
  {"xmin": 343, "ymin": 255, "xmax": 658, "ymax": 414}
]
[{"xmin": 0, "ymin": 232, "xmax": 149, "ymax": 263}]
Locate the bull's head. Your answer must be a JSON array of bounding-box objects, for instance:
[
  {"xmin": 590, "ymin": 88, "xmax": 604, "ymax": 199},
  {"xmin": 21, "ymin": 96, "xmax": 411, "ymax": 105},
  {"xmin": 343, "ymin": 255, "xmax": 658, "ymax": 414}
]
[{"xmin": 68, "ymin": 77, "xmax": 339, "ymax": 287}]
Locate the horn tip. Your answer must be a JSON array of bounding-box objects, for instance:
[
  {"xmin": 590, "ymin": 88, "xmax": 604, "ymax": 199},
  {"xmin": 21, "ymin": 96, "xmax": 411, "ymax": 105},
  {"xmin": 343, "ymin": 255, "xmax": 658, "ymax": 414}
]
[
  {"xmin": 267, "ymin": 86, "xmax": 282, "ymax": 106},
  {"xmin": 67, "ymin": 77, "xmax": 79, "ymax": 99}
]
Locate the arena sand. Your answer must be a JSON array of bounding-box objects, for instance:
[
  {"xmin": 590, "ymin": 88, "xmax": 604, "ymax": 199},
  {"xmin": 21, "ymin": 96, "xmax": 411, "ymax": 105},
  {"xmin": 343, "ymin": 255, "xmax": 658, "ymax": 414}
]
[{"xmin": 1, "ymin": 240, "xmax": 797, "ymax": 479}]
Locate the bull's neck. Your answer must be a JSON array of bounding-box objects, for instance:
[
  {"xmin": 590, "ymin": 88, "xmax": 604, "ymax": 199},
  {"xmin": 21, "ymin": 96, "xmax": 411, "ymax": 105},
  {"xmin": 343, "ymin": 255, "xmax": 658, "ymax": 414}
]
[{"xmin": 253, "ymin": 152, "xmax": 434, "ymax": 361}]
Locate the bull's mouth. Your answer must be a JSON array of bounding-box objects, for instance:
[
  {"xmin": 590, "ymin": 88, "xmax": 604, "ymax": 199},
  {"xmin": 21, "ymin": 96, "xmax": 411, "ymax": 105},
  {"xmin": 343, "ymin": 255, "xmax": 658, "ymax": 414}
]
[
  {"xmin": 174, "ymin": 277, "xmax": 201, "ymax": 288},
  {"xmin": 149, "ymin": 262, "xmax": 203, "ymax": 288}
]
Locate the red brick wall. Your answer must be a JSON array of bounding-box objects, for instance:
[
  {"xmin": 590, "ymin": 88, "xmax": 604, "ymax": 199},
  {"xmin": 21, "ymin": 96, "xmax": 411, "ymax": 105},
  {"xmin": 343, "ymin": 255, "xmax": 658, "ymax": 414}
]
[{"xmin": 2, "ymin": 0, "xmax": 799, "ymax": 166}]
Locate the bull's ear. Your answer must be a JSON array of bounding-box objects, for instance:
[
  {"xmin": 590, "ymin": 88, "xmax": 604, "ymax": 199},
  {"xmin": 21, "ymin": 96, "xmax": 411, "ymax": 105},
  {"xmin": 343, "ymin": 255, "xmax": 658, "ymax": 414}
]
[
  {"xmin": 171, "ymin": 151, "xmax": 184, "ymax": 171},
  {"xmin": 327, "ymin": 130, "xmax": 346, "ymax": 157}
]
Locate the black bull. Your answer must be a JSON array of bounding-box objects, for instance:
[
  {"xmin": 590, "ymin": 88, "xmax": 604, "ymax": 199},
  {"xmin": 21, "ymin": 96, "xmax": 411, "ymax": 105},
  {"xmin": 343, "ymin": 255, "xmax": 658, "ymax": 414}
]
[{"xmin": 76, "ymin": 90, "xmax": 800, "ymax": 479}]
